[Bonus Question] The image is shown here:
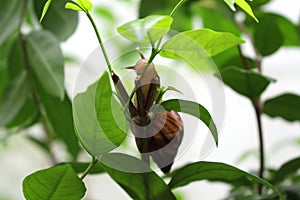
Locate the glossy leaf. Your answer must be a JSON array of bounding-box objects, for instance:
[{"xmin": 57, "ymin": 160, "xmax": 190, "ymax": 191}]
[
  {"xmin": 221, "ymin": 67, "xmax": 272, "ymax": 99},
  {"xmin": 271, "ymin": 157, "xmax": 300, "ymax": 184},
  {"xmin": 254, "ymin": 15, "xmax": 284, "ymax": 56},
  {"xmin": 36, "ymin": 84, "xmax": 80, "ymax": 160},
  {"xmin": 73, "ymin": 82, "xmax": 122, "ymax": 157},
  {"xmin": 0, "ymin": 72, "xmax": 29, "ymax": 126},
  {"xmin": 117, "ymin": 15, "xmax": 173, "ymax": 44},
  {"xmin": 0, "ymin": 0, "xmax": 21, "ymax": 46},
  {"xmin": 168, "ymin": 161, "xmax": 282, "ymax": 198},
  {"xmin": 99, "ymin": 153, "xmax": 176, "ymax": 200},
  {"xmin": 23, "ymin": 164, "xmax": 86, "ymax": 200},
  {"xmin": 94, "ymin": 71, "xmax": 127, "ymax": 147},
  {"xmin": 34, "ymin": 0, "xmax": 78, "ymax": 41},
  {"xmin": 263, "ymin": 93, "xmax": 300, "ymax": 122},
  {"xmin": 25, "ymin": 31, "xmax": 64, "ymax": 99},
  {"xmin": 160, "ymin": 29, "xmax": 244, "ymax": 61},
  {"xmin": 159, "ymin": 99, "xmax": 218, "ymax": 146}
]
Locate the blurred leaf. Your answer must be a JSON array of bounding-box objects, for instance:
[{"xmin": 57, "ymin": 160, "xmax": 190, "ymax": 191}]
[
  {"xmin": 73, "ymin": 82, "xmax": 122, "ymax": 157},
  {"xmin": 212, "ymin": 46, "xmax": 239, "ymax": 69},
  {"xmin": 251, "ymin": 0, "xmax": 271, "ymax": 7},
  {"xmin": 160, "ymin": 29, "xmax": 244, "ymax": 61},
  {"xmin": 263, "ymin": 93, "xmax": 300, "ymax": 122},
  {"xmin": 254, "ymin": 15, "xmax": 284, "ymax": 56},
  {"xmin": 235, "ymin": 149, "xmax": 259, "ymax": 164},
  {"xmin": 34, "ymin": 0, "xmax": 78, "ymax": 41},
  {"xmin": 36, "ymin": 85, "xmax": 80, "ymax": 160},
  {"xmin": 94, "ymin": 7, "xmax": 115, "ymax": 22},
  {"xmin": 117, "ymin": 15, "xmax": 173, "ymax": 44},
  {"xmin": 221, "ymin": 55, "xmax": 256, "ymax": 69},
  {"xmin": 191, "ymin": 5, "xmax": 240, "ymax": 36},
  {"xmin": 264, "ymin": 13, "xmax": 300, "ymax": 46},
  {"xmin": 223, "ymin": 0, "xmax": 236, "ymax": 11},
  {"xmin": 65, "ymin": 2, "xmax": 82, "ymax": 11},
  {"xmin": 7, "ymin": 39, "xmax": 24, "ymax": 80},
  {"xmin": 0, "ymin": 0, "xmax": 21, "ymax": 46},
  {"xmin": 6, "ymin": 97, "xmax": 39, "ymax": 128},
  {"xmin": 168, "ymin": 161, "xmax": 282, "ymax": 198},
  {"xmin": 271, "ymin": 157, "xmax": 300, "ymax": 184},
  {"xmin": 26, "ymin": 136, "xmax": 51, "ymax": 154},
  {"xmin": 281, "ymin": 185, "xmax": 300, "ymax": 200},
  {"xmin": 23, "ymin": 164, "xmax": 86, "ymax": 200},
  {"xmin": 139, "ymin": 0, "xmax": 192, "ymax": 32},
  {"xmin": 25, "ymin": 30, "xmax": 64, "ymax": 99},
  {"xmin": 39, "ymin": 0, "xmax": 53, "ymax": 22},
  {"xmin": 94, "ymin": 71, "xmax": 127, "ymax": 147},
  {"xmin": 99, "ymin": 153, "xmax": 176, "ymax": 200},
  {"xmin": 77, "ymin": 0, "xmax": 93, "ymax": 11},
  {"xmin": 159, "ymin": 99, "xmax": 218, "ymax": 146},
  {"xmin": 0, "ymin": 72, "xmax": 29, "ymax": 126},
  {"xmin": 221, "ymin": 67, "xmax": 271, "ymax": 99},
  {"xmin": 58, "ymin": 162, "xmax": 105, "ymax": 174}
]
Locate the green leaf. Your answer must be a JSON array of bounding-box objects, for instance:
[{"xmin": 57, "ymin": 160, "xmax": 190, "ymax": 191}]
[
  {"xmin": 77, "ymin": 0, "xmax": 93, "ymax": 11},
  {"xmin": 264, "ymin": 13, "xmax": 300, "ymax": 46},
  {"xmin": 263, "ymin": 93, "xmax": 300, "ymax": 122},
  {"xmin": 0, "ymin": 0, "xmax": 21, "ymax": 46},
  {"xmin": 34, "ymin": 0, "xmax": 78, "ymax": 41},
  {"xmin": 25, "ymin": 30, "xmax": 64, "ymax": 99},
  {"xmin": 36, "ymin": 85, "xmax": 80, "ymax": 160},
  {"xmin": 23, "ymin": 164, "xmax": 86, "ymax": 200},
  {"xmin": 221, "ymin": 67, "xmax": 271, "ymax": 99},
  {"xmin": 73, "ymin": 82, "xmax": 122, "ymax": 157},
  {"xmin": 223, "ymin": 0, "xmax": 236, "ymax": 11},
  {"xmin": 235, "ymin": 0, "xmax": 259, "ymax": 22},
  {"xmin": 99, "ymin": 153, "xmax": 176, "ymax": 200},
  {"xmin": 65, "ymin": 2, "xmax": 82, "ymax": 11},
  {"xmin": 168, "ymin": 161, "xmax": 283, "ymax": 198},
  {"xmin": 221, "ymin": 55, "xmax": 256, "ymax": 69},
  {"xmin": 117, "ymin": 15, "xmax": 173, "ymax": 44},
  {"xmin": 94, "ymin": 71, "xmax": 127, "ymax": 147},
  {"xmin": 58, "ymin": 162, "xmax": 105, "ymax": 174},
  {"xmin": 271, "ymin": 157, "xmax": 300, "ymax": 184},
  {"xmin": 39, "ymin": 0, "xmax": 53, "ymax": 22},
  {"xmin": 160, "ymin": 29, "xmax": 244, "ymax": 61},
  {"xmin": 0, "ymin": 72, "xmax": 29, "ymax": 126},
  {"xmin": 254, "ymin": 15, "xmax": 284, "ymax": 56},
  {"xmin": 159, "ymin": 99, "xmax": 218, "ymax": 146},
  {"xmin": 6, "ymin": 97, "xmax": 39, "ymax": 129}
]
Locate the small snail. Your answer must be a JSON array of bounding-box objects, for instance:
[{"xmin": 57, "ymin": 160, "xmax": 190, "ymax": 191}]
[{"xmin": 124, "ymin": 49, "xmax": 184, "ymax": 173}]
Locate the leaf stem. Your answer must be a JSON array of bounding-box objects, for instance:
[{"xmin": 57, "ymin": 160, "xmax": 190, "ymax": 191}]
[
  {"xmin": 85, "ymin": 11, "xmax": 112, "ymax": 74},
  {"xmin": 80, "ymin": 157, "xmax": 98, "ymax": 180},
  {"xmin": 170, "ymin": 0, "xmax": 186, "ymax": 17}
]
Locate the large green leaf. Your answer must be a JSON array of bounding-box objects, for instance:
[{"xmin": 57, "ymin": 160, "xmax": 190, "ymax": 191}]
[
  {"xmin": 264, "ymin": 13, "xmax": 300, "ymax": 46},
  {"xmin": 23, "ymin": 164, "xmax": 86, "ymax": 200},
  {"xmin": 160, "ymin": 29, "xmax": 244, "ymax": 61},
  {"xmin": 34, "ymin": 0, "xmax": 78, "ymax": 41},
  {"xmin": 0, "ymin": 72, "xmax": 29, "ymax": 126},
  {"xmin": 36, "ymin": 84, "xmax": 80, "ymax": 160},
  {"xmin": 25, "ymin": 30, "xmax": 64, "ymax": 99},
  {"xmin": 271, "ymin": 157, "xmax": 300, "ymax": 184},
  {"xmin": 168, "ymin": 161, "xmax": 283, "ymax": 198},
  {"xmin": 221, "ymin": 67, "xmax": 272, "ymax": 100},
  {"xmin": 159, "ymin": 99, "xmax": 218, "ymax": 146},
  {"xmin": 73, "ymin": 79, "xmax": 125, "ymax": 157},
  {"xmin": 254, "ymin": 15, "xmax": 284, "ymax": 56},
  {"xmin": 263, "ymin": 93, "xmax": 300, "ymax": 122},
  {"xmin": 99, "ymin": 153, "xmax": 176, "ymax": 200},
  {"xmin": 0, "ymin": 0, "xmax": 21, "ymax": 46},
  {"xmin": 94, "ymin": 71, "xmax": 127, "ymax": 147},
  {"xmin": 117, "ymin": 15, "xmax": 173, "ymax": 44}
]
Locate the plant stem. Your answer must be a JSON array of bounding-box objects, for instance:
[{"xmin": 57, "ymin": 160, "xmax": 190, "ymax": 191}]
[
  {"xmin": 237, "ymin": 27, "xmax": 265, "ymax": 195},
  {"xmin": 80, "ymin": 157, "xmax": 98, "ymax": 180},
  {"xmin": 86, "ymin": 12, "xmax": 112, "ymax": 74}
]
